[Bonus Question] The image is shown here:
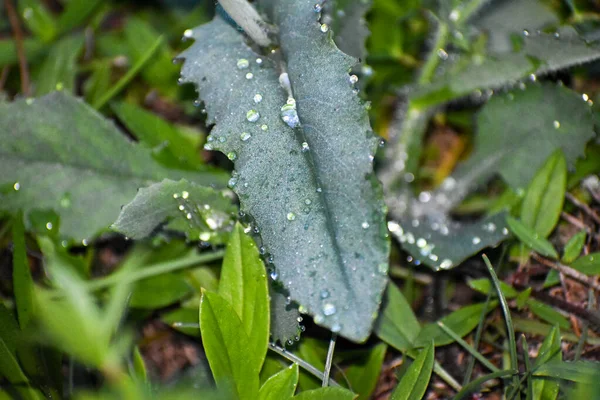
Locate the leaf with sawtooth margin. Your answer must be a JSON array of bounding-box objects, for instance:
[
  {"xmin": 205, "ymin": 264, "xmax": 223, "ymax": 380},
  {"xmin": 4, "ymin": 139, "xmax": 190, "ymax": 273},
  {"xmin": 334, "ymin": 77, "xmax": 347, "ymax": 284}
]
[
  {"xmin": 0, "ymin": 92, "xmax": 227, "ymax": 241},
  {"xmin": 179, "ymin": 1, "xmax": 389, "ymax": 342},
  {"xmin": 112, "ymin": 179, "xmax": 236, "ymax": 244},
  {"xmin": 325, "ymin": 0, "xmax": 371, "ymax": 60}
]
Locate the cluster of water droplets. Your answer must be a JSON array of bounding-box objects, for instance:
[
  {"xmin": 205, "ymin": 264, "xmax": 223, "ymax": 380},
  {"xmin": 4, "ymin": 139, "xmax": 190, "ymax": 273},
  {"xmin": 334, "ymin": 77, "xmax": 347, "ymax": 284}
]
[{"xmin": 173, "ymin": 190, "xmax": 230, "ymax": 242}]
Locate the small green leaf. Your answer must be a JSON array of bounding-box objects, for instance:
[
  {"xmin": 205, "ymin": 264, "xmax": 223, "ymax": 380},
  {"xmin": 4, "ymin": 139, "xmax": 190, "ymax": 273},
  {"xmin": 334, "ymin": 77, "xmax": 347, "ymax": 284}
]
[
  {"xmin": 374, "ymin": 283, "xmax": 421, "ymax": 352},
  {"xmin": 258, "ymin": 363, "xmax": 299, "ymax": 400},
  {"xmin": 129, "ymin": 273, "xmax": 193, "ymax": 309},
  {"xmin": 506, "ymin": 216, "xmax": 559, "ymax": 259},
  {"xmin": 516, "ymin": 287, "xmax": 532, "ymax": 309},
  {"xmin": 526, "ymin": 299, "xmax": 570, "ymax": 330},
  {"xmin": 570, "ymin": 253, "xmax": 600, "ymax": 275},
  {"xmin": 56, "ymin": 0, "xmax": 103, "ymax": 34},
  {"xmin": 124, "ymin": 16, "xmax": 178, "ymax": 91},
  {"xmin": 36, "ymin": 35, "xmax": 85, "ymax": 96},
  {"xmin": 18, "ymin": 0, "xmax": 57, "ymax": 42},
  {"xmin": 533, "ymin": 326, "xmax": 561, "ymax": 400},
  {"xmin": 0, "ymin": 305, "xmax": 42, "ymax": 400},
  {"xmin": 344, "ymin": 343, "xmax": 387, "ymax": 400},
  {"xmin": 112, "ymin": 179, "xmax": 234, "ymax": 244},
  {"xmin": 131, "ymin": 346, "xmax": 148, "ymax": 383},
  {"xmin": 0, "ymin": 92, "xmax": 226, "ymax": 241},
  {"xmin": 468, "ymin": 278, "xmax": 518, "ymax": 299},
  {"xmin": 534, "ymin": 361, "xmax": 599, "ymax": 384},
  {"xmin": 12, "ymin": 212, "xmax": 34, "ymax": 329},
  {"xmin": 415, "ymin": 301, "xmax": 498, "ymax": 347},
  {"xmin": 521, "ymin": 150, "xmax": 566, "ymax": 238},
  {"xmin": 199, "ymin": 291, "xmax": 260, "ymax": 399},
  {"xmin": 111, "ymin": 102, "xmax": 203, "ymax": 170},
  {"xmin": 293, "ymin": 387, "xmax": 356, "ymax": 400},
  {"xmin": 218, "ymin": 224, "xmax": 270, "ymax": 371},
  {"xmin": 562, "ymin": 231, "xmax": 587, "ymax": 264},
  {"xmin": 390, "ymin": 341, "xmax": 434, "ymax": 400}
]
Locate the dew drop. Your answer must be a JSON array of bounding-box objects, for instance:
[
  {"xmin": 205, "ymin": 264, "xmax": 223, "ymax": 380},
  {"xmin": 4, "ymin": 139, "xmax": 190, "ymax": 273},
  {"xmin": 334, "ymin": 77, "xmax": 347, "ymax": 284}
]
[
  {"xmin": 320, "ymin": 23, "xmax": 329, "ymax": 33},
  {"xmin": 246, "ymin": 109, "xmax": 260, "ymax": 122},
  {"xmin": 240, "ymin": 132, "xmax": 251, "ymax": 141},
  {"xmin": 439, "ymin": 259, "xmax": 453, "ymax": 269},
  {"xmin": 362, "ymin": 221, "xmax": 370, "ymax": 229},
  {"xmin": 270, "ymin": 270, "xmax": 278, "ymax": 280},
  {"xmin": 173, "ymin": 193, "xmax": 180, "ymax": 199},
  {"xmin": 553, "ymin": 120, "xmax": 560, "ymax": 129},
  {"xmin": 281, "ymin": 98, "xmax": 300, "ymax": 128},
  {"xmin": 323, "ymin": 303, "xmax": 336, "ymax": 316},
  {"xmin": 313, "ymin": 3, "xmax": 322, "ymax": 12},
  {"xmin": 46, "ymin": 222, "xmax": 53, "ymax": 230},
  {"xmin": 256, "ymin": 58, "xmax": 263, "ymax": 65},
  {"xmin": 331, "ymin": 324, "xmax": 341, "ymax": 333},
  {"xmin": 472, "ymin": 236, "xmax": 481, "ymax": 245},
  {"xmin": 253, "ymin": 93, "xmax": 263, "ymax": 103},
  {"xmin": 349, "ymin": 74, "xmax": 358, "ymax": 84},
  {"xmin": 523, "ymin": 29, "xmax": 530, "ymax": 36},
  {"xmin": 182, "ymin": 191, "xmax": 189, "ymax": 199},
  {"xmin": 316, "ymin": 187, "xmax": 322, "ymax": 193},
  {"xmin": 245, "ymin": 72, "xmax": 254, "ymax": 80},
  {"xmin": 261, "ymin": 124, "xmax": 268, "ymax": 131},
  {"xmin": 418, "ymin": 191, "xmax": 431, "ymax": 203},
  {"xmin": 287, "ymin": 212, "xmax": 296, "ymax": 221},
  {"xmin": 228, "ymin": 177, "xmax": 238, "ymax": 188},
  {"xmin": 301, "ymin": 142, "xmax": 310, "ymax": 152},
  {"xmin": 449, "ymin": 9, "xmax": 460, "ymax": 21},
  {"xmin": 186, "ymin": 213, "xmax": 192, "ymax": 220},
  {"xmin": 314, "ymin": 314, "xmax": 324, "ymax": 324},
  {"xmin": 13, "ymin": 182, "xmax": 20, "ymax": 191},
  {"xmin": 236, "ymin": 58, "xmax": 249, "ymax": 69},
  {"xmin": 378, "ymin": 263, "xmax": 388, "ymax": 274},
  {"xmin": 227, "ymin": 152, "xmax": 237, "ymax": 161},
  {"xmin": 437, "ymin": 48, "xmax": 449, "ymax": 60},
  {"xmin": 320, "ymin": 289, "xmax": 330, "ymax": 299},
  {"xmin": 183, "ymin": 29, "xmax": 194, "ymax": 39}
]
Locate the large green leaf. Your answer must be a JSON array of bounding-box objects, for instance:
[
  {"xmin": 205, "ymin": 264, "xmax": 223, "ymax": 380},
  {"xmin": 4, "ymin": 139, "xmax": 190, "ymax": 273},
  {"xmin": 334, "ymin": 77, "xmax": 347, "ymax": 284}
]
[
  {"xmin": 325, "ymin": 0, "xmax": 371, "ymax": 60},
  {"xmin": 218, "ymin": 224, "xmax": 270, "ymax": 371},
  {"xmin": 258, "ymin": 363, "xmax": 299, "ymax": 400},
  {"xmin": 112, "ymin": 179, "xmax": 235, "ymax": 244},
  {"xmin": 390, "ymin": 342, "xmax": 434, "ymax": 400},
  {"xmin": 452, "ymin": 83, "xmax": 595, "ymax": 190},
  {"xmin": 520, "ymin": 150, "xmax": 566, "ymax": 238},
  {"xmin": 199, "ymin": 291, "xmax": 260, "ymax": 399},
  {"xmin": 0, "ymin": 92, "xmax": 226, "ymax": 241},
  {"xmin": 180, "ymin": 2, "xmax": 389, "ymax": 342}
]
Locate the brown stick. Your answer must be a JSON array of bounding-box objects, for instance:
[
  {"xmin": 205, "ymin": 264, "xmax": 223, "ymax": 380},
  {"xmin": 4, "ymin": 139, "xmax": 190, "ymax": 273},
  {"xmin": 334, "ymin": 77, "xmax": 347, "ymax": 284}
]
[
  {"xmin": 565, "ymin": 192, "xmax": 600, "ymax": 225},
  {"xmin": 532, "ymin": 253, "xmax": 600, "ymax": 292},
  {"xmin": 4, "ymin": 0, "xmax": 31, "ymax": 96}
]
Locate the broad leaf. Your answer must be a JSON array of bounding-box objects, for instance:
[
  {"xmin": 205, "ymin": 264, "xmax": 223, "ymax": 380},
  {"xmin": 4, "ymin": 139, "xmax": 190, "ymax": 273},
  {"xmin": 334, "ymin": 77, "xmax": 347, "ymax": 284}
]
[
  {"xmin": 344, "ymin": 343, "xmax": 387, "ymax": 400},
  {"xmin": 412, "ymin": 33, "xmax": 600, "ymax": 108},
  {"xmin": 520, "ymin": 150, "xmax": 566, "ymax": 238},
  {"xmin": 526, "ymin": 300, "xmax": 570, "ymax": 330},
  {"xmin": 112, "ymin": 179, "xmax": 234, "ymax": 244},
  {"xmin": 180, "ymin": 2, "xmax": 389, "ymax": 342},
  {"xmin": 199, "ymin": 291, "xmax": 260, "ymax": 399},
  {"xmin": 258, "ymin": 363, "xmax": 299, "ymax": 400},
  {"xmin": 374, "ymin": 283, "xmax": 420, "ymax": 352},
  {"xmin": 452, "ymin": 83, "xmax": 595, "ymax": 190},
  {"xmin": 506, "ymin": 216, "xmax": 558, "ymax": 259},
  {"xmin": 0, "ymin": 92, "xmax": 226, "ymax": 241},
  {"xmin": 390, "ymin": 342, "xmax": 434, "ymax": 400},
  {"xmin": 218, "ymin": 224, "xmax": 270, "ymax": 371}
]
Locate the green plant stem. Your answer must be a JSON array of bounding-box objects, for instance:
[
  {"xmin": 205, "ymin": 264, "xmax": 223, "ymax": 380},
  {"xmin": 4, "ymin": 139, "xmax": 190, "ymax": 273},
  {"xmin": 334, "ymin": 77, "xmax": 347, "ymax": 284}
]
[
  {"xmin": 92, "ymin": 36, "xmax": 164, "ymax": 110},
  {"xmin": 521, "ymin": 335, "xmax": 533, "ymax": 400},
  {"xmin": 463, "ymin": 291, "xmax": 493, "ymax": 385},
  {"xmin": 454, "ymin": 369, "xmax": 518, "ymax": 400},
  {"xmin": 437, "ymin": 321, "xmax": 499, "ymax": 373},
  {"xmin": 418, "ymin": 15, "xmax": 449, "ymax": 85},
  {"xmin": 322, "ymin": 333, "xmax": 337, "ymax": 387},
  {"xmin": 483, "ymin": 254, "xmax": 521, "ymax": 395},
  {"xmin": 268, "ymin": 343, "xmax": 341, "ymax": 387},
  {"xmin": 51, "ymin": 250, "xmax": 225, "ymax": 296}
]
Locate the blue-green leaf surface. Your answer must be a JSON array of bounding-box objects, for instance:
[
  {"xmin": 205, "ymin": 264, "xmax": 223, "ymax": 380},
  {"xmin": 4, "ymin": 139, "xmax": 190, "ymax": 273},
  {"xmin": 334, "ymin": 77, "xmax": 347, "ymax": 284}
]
[
  {"xmin": 112, "ymin": 179, "xmax": 235, "ymax": 243},
  {"xmin": 0, "ymin": 92, "xmax": 226, "ymax": 241},
  {"xmin": 180, "ymin": 2, "xmax": 389, "ymax": 342}
]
